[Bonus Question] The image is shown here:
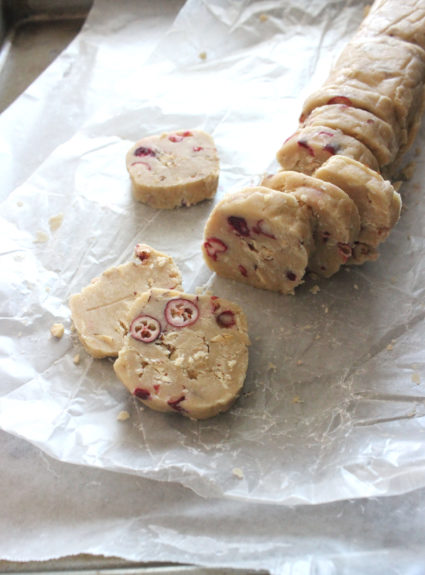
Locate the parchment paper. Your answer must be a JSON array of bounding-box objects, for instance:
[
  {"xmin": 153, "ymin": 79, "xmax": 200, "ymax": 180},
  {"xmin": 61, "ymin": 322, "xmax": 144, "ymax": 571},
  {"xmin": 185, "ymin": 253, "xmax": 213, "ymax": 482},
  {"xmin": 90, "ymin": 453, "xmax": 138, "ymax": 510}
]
[{"xmin": 1, "ymin": 0, "xmax": 425, "ymax": 509}]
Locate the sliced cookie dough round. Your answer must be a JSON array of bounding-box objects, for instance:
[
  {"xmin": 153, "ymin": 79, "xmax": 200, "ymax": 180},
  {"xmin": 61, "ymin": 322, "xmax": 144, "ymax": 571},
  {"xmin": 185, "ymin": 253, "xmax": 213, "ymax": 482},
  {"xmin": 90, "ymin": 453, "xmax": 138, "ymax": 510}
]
[
  {"xmin": 314, "ymin": 155, "xmax": 401, "ymax": 264},
  {"xmin": 276, "ymin": 125, "xmax": 379, "ymax": 175},
  {"xmin": 69, "ymin": 244, "xmax": 182, "ymax": 359},
  {"xmin": 302, "ymin": 104, "xmax": 398, "ymax": 168},
  {"xmin": 300, "ymin": 86, "xmax": 400, "ymax": 141},
  {"xmin": 113, "ymin": 288, "xmax": 250, "ymax": 420},
  {"xmin": 202, "ymin": 186, "xmax": 314, "ymax": 294},
  {"xmin": 126, "ymin": 129, "xmax": 219, "ymax": 209},
  {"xmin": 263, "ymin": 171, "xmax": 361, "ymax": 278}
]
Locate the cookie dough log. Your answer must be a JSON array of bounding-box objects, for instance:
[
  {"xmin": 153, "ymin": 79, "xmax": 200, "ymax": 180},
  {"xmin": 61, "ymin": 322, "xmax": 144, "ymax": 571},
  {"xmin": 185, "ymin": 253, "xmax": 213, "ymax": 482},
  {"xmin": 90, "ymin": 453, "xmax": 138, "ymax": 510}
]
[
  {"xmin": 276, "ymin": 125, "xmax": 379, "ymax": 175},
  {"xmin": 302, "ymin": 104, "xmax": 398, "ymax": 169},
  {"xmin": 113, "ymin": 288, "xmax": 250, "ymax": 420},
  {"xmin": 69, "ymin": 244, "xmax": 182, "ymax": 359},
  {"xmin": 325, "ymin": 35, "xmax": 425, "ymax": 167},
  {"xmin": 202, "ymin": 186, "xmax": 315, "ymax": 294},
  {"xmin": 314, "ymin": 156, "xmax": 402, "ymax": 265},
  {"xmin": 359, "ymin": 0, "xmax": 425, "ymax": 52},
  {"xmin": 262, "ymin": 171, "xmax": 360, "ymax": 277},
  {"xmin": 126, "ymin": 129, "xmax": 219, "ymax": 209}
]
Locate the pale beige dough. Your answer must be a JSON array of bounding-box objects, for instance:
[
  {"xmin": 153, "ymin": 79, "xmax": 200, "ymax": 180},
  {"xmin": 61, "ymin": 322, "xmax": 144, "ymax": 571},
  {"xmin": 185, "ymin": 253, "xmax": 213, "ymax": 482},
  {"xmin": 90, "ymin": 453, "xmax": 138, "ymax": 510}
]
[
  {"xmin": 126, "ymin": 129, "xmax": 219, "ymax": 209},
  {"xmin": 262, "ymin": 171, "xmax": 360, "ymax": 278},
  {"xmin": 113, "ymin": 288, "xmax": 250, "ymax": 420},
  {"xmin": 69, "ymin": 244, "xmax": 182, "ymax": 358},
  {"xmin": 314, "ymin": 155, "xmax": 401, "ymax": 264},
  {"xmin": 359, "ymin": 0, "xmax": 425, "ymax": 52},
  {"xmin": 302, "ymin": 104, "xmax": 397, "ymax": 168},
  {"xmin": 326, "ymin": 35, "xmax": 425, "ymax": 165},
  {"xmin": 276, "ymin": 125, "xmax": 379, "ymax": 175},
  {"xmin": 300, "ymin": 86, "xmax": 400, "ymax": 141},
  {"xmin": 202, "ymin": 186, "xmax": 314, "ymax": 294}
]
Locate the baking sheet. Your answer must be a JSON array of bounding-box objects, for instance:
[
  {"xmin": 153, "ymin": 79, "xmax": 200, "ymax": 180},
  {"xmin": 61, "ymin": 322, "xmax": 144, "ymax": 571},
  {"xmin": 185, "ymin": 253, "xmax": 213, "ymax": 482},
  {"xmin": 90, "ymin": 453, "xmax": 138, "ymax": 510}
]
[{"xmin": 1, "ymin": 0, "xmax": 425, "ymax": 509}]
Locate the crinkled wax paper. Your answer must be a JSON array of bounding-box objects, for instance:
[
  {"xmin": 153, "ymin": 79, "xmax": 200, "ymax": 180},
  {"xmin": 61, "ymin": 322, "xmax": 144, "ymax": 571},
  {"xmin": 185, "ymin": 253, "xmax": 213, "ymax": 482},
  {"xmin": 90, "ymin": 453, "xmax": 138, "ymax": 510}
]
[{"xmin": 1, "ymin": 0, "xmax": 425, "ymax": 507}]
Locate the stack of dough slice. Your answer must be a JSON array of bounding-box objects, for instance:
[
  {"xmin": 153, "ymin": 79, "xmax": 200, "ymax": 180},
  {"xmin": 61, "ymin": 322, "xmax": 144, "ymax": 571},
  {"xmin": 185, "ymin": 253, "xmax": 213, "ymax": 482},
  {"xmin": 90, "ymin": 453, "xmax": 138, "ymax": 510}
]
[{"xmin": 203, "ymin": 0, "xmax": 423, "ymax": 294}]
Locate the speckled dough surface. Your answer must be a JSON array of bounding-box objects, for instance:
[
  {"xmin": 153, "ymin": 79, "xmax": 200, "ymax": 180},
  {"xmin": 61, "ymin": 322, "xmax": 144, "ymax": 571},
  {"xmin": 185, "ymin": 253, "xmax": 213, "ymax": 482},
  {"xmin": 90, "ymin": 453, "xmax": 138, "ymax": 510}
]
[
  {"xmin": 302, "ymin": 104, "xmax": 397, "ymax": 167},
  {"xmin": 314, "ymin": 155, "xmax": 401, "ymax": 264},
  {"xmin": 262, "ymin": 171, "xmax": 360, "ymax": 278},
  {"xmin": 276, "ymin": 125, "xmax": 379, "ymax": 175},
  {"xmin": 113, "ymin": 288, "xmax": 250, "ymax": 420},
  {"xmin": 126, "ymin": 129, "xmax": 219, "ymax": 209},
  {"xmin": 69, "ymin": 245, "xmax": 182, "ymax": 358},
  {"xmin": 203, "ymin": 186, "xmax": 314, "ymax": 294}
]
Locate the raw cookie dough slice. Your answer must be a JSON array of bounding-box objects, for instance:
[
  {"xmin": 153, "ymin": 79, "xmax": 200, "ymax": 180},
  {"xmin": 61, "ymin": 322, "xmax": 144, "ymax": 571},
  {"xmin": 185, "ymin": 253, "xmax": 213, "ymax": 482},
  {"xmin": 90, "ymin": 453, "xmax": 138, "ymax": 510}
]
[
  {"xmin": 202, "ymin": 186, "xmax": 314, "ymax": 294},
  {"xmin": 302, "ymin": 104, "xmax": 398, "ymax": 168},
  {"xmin": 300, "ymin": 86, "xmax": 399, "ymax": 141},
  {"xmin": 262, "ymin": 171, "xmax": 361, "ymax": 277},
  {"xmin": 327, "ymin": 36, "xmax": 425, "ymax": 157},
  {"xmin": 314, "ymin": 155, "xmax": 401, "ymax": 264},
  {"xmin": 126, "ymin": 129, "xmax": 219, "ymax": 209},
  {"xmin": 113, "ymin": 288, "xmax": 250, "ymax": 420},
  {"xmin": 276, "ymin": 125, "xmax": 379, "ymax": 175},
  {"xmin": 69, "ymin": 244, "xmax": 182, "ymax": 358}
]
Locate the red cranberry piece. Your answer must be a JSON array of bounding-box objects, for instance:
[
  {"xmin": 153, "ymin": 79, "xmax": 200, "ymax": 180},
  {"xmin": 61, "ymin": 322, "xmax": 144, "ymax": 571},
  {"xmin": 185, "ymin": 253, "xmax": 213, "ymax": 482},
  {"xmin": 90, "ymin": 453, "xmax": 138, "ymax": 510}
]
[
  {"xmin": 323, "ymin": 143, "xmax": 339, "ymax": 155},
  {"xmin": 134, "ymin": 388, "xmax": 151, "ymax": 400},
  {"xmin": 318, "ymin": 130, "xmax": 335, "ymax": 138},
  {"xmin": 298, "ymin": 139, "xmax": 315, "ymax": 157},
  {"xmin": 131, "ymin": 161, "xmax": 152, "ymax": 171},
  {"xmin": 239, "ymin": 264, "xmax": 248, "ymax": 277},
  {"xmin": 135, "ymin": 244, "xmax": 150, "ymax": 262},
  {"xmin": 216, "ymin": 310, "xmax": 236, "ymax": 328},
  {"xmin": 165, "ymin": 298, "xmax": 199, "ymax": 328},
  {"xmin": 327, "ymin": 96, "xmax": 353, "ymax": 106},
  {"xmin": 169, "ymin": 131, "xmax": 193, "ymax": 143},
  {"xmin": 168, "ymin": 395, "xmax": 186, "ymax": 412},
  {"xmin": 299, "ymin": 112, "xmax": 307, "ymax": 123},
  {"xmin": 338, "ymin": 243, "xmax": 352, "ymax": 262},
  {"xmin": 252, "ymin": 219, "xmax": 276, "ymax": 239},
  {"xmin": 283, "ymin": 132, "xmax": 297, "ymax": 144},
  {"xmin": 134, "ymin": 146, "xmax": 156, "ymax": 157},
  {"xmin": 193, "ymin": 146, "xmax": 203, "ymax": 152},
  {"xmin": 286, "ymin": 271, "xmax": 297, "ymax": 282},
  {"xmin": 228, "ymin": 216, "xmax": 250, "ymax": 237},
  {"xmin": 204, "ymin": 237, "xmax": 228, "ymax": 261},
  {"xmin": 130, "ymin": 315, "xmax": 161, "ymax": 343}
]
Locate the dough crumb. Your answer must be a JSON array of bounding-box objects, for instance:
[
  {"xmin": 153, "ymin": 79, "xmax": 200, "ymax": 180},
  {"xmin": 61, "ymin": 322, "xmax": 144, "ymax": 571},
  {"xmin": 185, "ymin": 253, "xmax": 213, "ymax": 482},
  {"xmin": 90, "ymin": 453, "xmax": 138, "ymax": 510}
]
[
  {"xmin": 50, "ymin": 323, "xmax": 65, "ymax": 339},
  {"xmin": 49, "ymin": 213, "xmax": 64, "ymax": 232},
  {"xmin": 117, "ymin": 410, "xmax": 131, "ymax": 421},
  {"xmin": 17, "ymin": 200, "xmax": 24, "ymax": 207},
  {"xmin": 386, "ymin": 343, "xmax": 393, "ymax": 351},
  {"xmin": 297, "ymin": 360, "xmax": 304, "ymax": 366},
  {"xmin": 73, "ymin": 354, "xmax": 81, "ymax": 365},
  {"xmin": 353, "ymin": 284, "xmax": 359, "ymax": 290},
  {"xmin": 232, "ymin": 467, "xmax": 244, "ymax": 479},
  {"xmin": 309, "ymin": 285, "xmax": 320, "ymax": 295},
  {"xmin": 259, "ymin": 13, "xmax": 268, "ymax": 22},
  {"xmin": 198, "ymin": 51, "xmax": 207, "ymax": 60},
  {"xmin": 412, "ymin": 372, "xmax": 421, "ymax": 385},
  {"xmin": 292, "ymin": 395, "xmax": 303, "ymax": 404},
  {"xmin": 33, "ymin": 230, "xmax": 49, "ymax": 243}
]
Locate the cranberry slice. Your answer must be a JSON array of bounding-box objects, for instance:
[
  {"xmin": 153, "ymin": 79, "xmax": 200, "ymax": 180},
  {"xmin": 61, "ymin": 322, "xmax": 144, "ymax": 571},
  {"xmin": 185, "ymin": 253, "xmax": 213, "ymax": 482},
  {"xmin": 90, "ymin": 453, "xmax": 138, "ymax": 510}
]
[
  {"xmin": 228, "ymin": 216, "xmax": 250, "ymax": 237},
  {"xmin": 327, "ymin": 96, "xmax": 352, "ymax": 107},
  {"xmin": 134, "ymin": 146, "xmax": 156, "ymax": 157},
  {"xmin": 168, "ymin": 395, "xmax": 186, "ymax": 412},
  {"xmin": 165, "ymin": 298, "xmax": 199, "ymax": 328},
  {"xmin": 216, "ymin": 310, "xmax": 236, "ymax": 328},
  {"xmin": 298, "ymin": 139, "xmax": 315, "ymax": 157},
  {"xmin": 134, "ymin": 388, "xmax": 151, "ymax": 400},
  {"xmin": 204, "ymin": 237, "xmax": 228, "ymax": 260},
  {"xmin": 130, "ymin": 314, "xmax": 161, "ymax": 343},
  {"xmin": 338, "ymin": 243, "xmax": 352, "ymax": 262}
]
